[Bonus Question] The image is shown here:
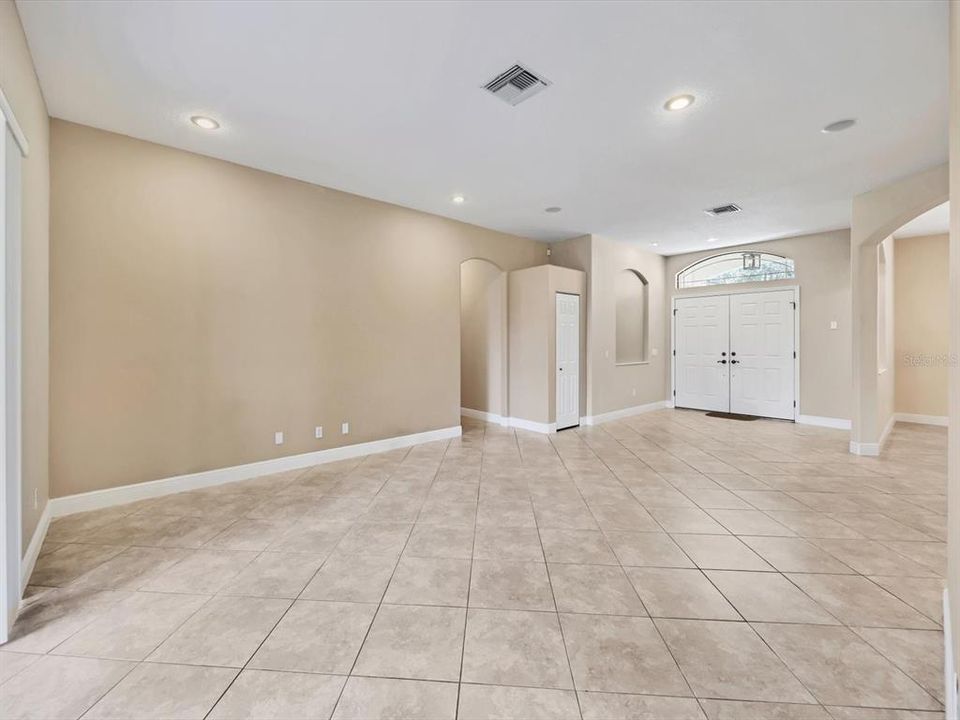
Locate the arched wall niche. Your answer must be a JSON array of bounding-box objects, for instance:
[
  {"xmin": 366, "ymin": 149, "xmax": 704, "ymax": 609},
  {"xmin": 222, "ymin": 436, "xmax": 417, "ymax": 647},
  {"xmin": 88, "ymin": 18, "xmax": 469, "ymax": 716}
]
[{"xmin": 615, "ymin": 269, "xmax": 649, "ymax": 365}]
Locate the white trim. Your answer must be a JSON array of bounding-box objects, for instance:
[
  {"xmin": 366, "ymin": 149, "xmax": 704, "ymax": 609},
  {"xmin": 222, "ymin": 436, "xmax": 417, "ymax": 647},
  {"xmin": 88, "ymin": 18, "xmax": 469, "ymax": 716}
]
[
  {"xmin": 664, "ymin": 399, "xmax": 675, "ymax": 409},
  {"xmin": 797, "ymin": 415, "xmax": 852, "ymax": 430},
  {"xmin": 894, "ymin": 412, "xmax": 949, "ymax": 427},
  {"xmin": 946, "ymin": 588, "xmax": 958, "ymax": 720},
  {"xmin": 19, "ymin": 502, "xmax": 49, "ymax": 592},
  {"xmin": 48, "ymin": 425, "xmax": 462, "ymax": 518},
  {"xmin": 461, "ymin": 408, "xmax": 558, "ymax": 433},
  {"xmin": 460, "ymin": 407, "xmax": 509, "ymax": 427},
  {"xmin": 670, "ymin": 285, "xmax": 800, "ymax": 422},
  {"xmin": 848, "ymin": 440, "xmax": 881, "ymax": 456},
  {"xmin": 506, "ymin": 417, "xmax": 557, "ymax": 434},
  {"xmin": 581, "ymin": 401, "xmax": 667, "ymax": 426},
  {"xmin": 0, "ymin": 89, "xmax": 28, "ymax": 157},
  {"xmin": 878, "ymin": 412, "xmax": 896, "ymax": 448},
  {"xmin": 849, "ymin": 414, "xmax": 895, "ymax": 456}
]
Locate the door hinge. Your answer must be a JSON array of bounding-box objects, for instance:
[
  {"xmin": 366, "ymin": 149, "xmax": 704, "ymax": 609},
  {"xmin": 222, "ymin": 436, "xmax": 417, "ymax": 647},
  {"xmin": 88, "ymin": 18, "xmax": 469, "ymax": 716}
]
[
  {"xmin": 793, "ymin": 351, "xmax": 796, "ymax": 359},
  {"xmin": 673, "ymin": 389, "xmax": 676, "ymax": 396},
  {"xmin": 673, "ymin": 308, "xmax": 678, "ymax": 316},
  {"xmin": 672, "ymin": 349, "xmax": 676, "ymax": 357},
  {"xmin": 790, "ymin": 301, "xmax": 797, "ymax": 309},
  {"xmin": 793, "ymin": 400, "xmax": 796, "ymax": 407}
]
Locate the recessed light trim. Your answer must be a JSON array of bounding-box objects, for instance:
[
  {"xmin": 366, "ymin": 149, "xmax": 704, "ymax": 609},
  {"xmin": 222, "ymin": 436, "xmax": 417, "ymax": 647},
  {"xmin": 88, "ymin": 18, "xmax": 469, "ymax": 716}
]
[
  {"xmin": 650, "ymin": 242, "xmax": 660, "ymax": 247},
  {"xmin": 664, "ymin": 94, "xmax": 695, "ymax": 112},
  {"xmin": 452, "ymin": 194, "xmax": 466, "ymax": 205},
  {"xmin": 190, "ymin": 115, "xmax": 220, "ymax": 130},
  {"xmin": 822, "ymin": 118, "xmax": 856, "ymax": 134},
  {"xmin": 707, "ymin": 237, "xmax": 717, "ymax": 243},
  {"xmin": 545, "ymin": 206, "xmax": 562, "ymax": 214}
]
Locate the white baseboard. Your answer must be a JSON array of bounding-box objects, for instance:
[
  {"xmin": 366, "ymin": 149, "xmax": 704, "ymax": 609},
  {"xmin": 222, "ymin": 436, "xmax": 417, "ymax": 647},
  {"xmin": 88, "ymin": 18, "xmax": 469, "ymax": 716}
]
[
  {"xmin": 664, "ymin": 399, "xmax": 675, "ymax": 409},
  {"xmin": 946, "ymin": 589, "xmax": 958, "ymax": 720},
  {"xmin": 507, "ymin": 417, "xmax": 557, "ymax": 434},
  {"xmin": 848, "ymin": 441, "xmax": 878, "ymax": 456},
  {"xmin": 895, "ymin": 412, "xmax": 949, "ymax": 427},
  {"xmin": 20, "ymin": 502, "xmax": 50, "ymax": 591},
  {"xmin": 461, "ymin": 408, "xmax": 557, "ymax": 434},
  {"xmin": 582, "ymin": 401, "xmax": 667, "ymax": 426},
  {"xmin": 797, "ymin": 414, "xmax": 852, "ymax": 430},
  {"xmin": 460, "ymin": 407, "xmax": 510, "ymax": 427},
  {"xmin": 849, "ymin": 413, "xmax": 896, "ymax": 456},
  {"xmin": 49, "ymin": 425, "xmax": 462, "ymax": 518}
]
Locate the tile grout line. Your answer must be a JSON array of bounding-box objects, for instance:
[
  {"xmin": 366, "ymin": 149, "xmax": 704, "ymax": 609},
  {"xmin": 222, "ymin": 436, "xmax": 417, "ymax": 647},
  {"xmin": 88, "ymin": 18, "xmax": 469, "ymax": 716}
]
[{"xmin": 453, "ymin": 419, "xmax": 483, "ymax": 720}]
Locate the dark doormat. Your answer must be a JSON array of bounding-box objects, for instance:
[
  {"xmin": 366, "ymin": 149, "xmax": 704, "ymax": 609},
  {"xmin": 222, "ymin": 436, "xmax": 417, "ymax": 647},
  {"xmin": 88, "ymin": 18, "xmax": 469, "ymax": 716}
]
[{"xmin": 705, "ymin": 412, "xmax": 760, "ymax": 421}]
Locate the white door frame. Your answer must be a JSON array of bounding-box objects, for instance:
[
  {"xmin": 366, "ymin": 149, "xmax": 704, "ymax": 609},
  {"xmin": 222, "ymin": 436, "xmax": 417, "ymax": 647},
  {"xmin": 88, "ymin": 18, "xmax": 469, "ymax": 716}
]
[
  {"xmin": 0, "ymin": 89, "xmax": 29, "ymax": 644},
  {"xmin": 670, "ymin": 285, "xmax": 800, "ymax": 421}
]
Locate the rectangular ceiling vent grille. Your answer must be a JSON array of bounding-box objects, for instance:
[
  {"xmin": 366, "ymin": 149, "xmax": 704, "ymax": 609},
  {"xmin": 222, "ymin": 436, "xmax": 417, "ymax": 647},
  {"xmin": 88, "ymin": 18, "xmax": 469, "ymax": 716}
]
[
  {"xmin": 483, "ymin": 64, "xmax": 550, "ymax": 106},
  {"xmin": 704, "ymin": 204, "xmax": 742, "ymax": 217}
]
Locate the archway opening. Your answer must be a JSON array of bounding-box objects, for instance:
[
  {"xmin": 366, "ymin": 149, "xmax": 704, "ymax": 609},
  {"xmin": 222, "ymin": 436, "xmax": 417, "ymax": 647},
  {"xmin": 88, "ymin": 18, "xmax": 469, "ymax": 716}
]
[{"xmin": 459, "ymin": 258, "xmax": 507, "ymax": 422}]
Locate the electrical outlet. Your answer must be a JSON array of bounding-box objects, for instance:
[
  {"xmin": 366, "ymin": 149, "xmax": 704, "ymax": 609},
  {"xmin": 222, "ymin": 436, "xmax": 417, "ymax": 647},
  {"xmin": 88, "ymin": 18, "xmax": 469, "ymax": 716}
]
[
  {"xmin": 830, "ymin": 320, "xmax": 839, "ymax": 330},
  {"xmin": 274, "ymin": 431, "xmax": 284, "ymax": 445},
  {"xmin": 315, "ymin": 426, "xmax": 323, "ymax": 439},
  {"xmin": 631, "ymin": 388, "xmax": 637, "ymax": 397},
  {"xmin": 341, "ymin": 422, "xmax": 349, "ymax": 435}
]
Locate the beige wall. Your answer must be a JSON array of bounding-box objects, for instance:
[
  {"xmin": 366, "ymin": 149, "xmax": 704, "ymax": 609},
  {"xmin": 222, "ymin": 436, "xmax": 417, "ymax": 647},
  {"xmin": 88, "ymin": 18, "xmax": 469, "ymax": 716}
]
[
  {"xmin": 590, "ymin": 236, "xmax": 666, "ymax": 416},
  {"xmin": 459, "ymin": 259, "xmax": 506, "ymax": 416},
  {"xmin": 1, "ymin": 1, "xmax": 50, "ymax": 553},
  {"xmin": 551, "ymin": 234, "xmax": 666, "ymax": 419},
  {"xmin": 894, "ymin": 233, "xmax": 948, "ymax": 418},
  {"xmin": 666, "ymin": 230, "xmax": 852, "ymax": 421},
  {"xmin": 548, "ymin": 235, "xmax": 592, "ymax": 414},
  {"xmin": 850, "ymin": 163, "xmax": 948, "ymax": 448},
  {"xmin": 507, "ymin": 264, "xmax": 586, "ymax": 425},
  {"xmin": 508, "ymin": 266, "xmax": 551, "ymax": 424},
  {"xmin": 50, "ymin": 120, "xmax": 546, "ymax": 497}
]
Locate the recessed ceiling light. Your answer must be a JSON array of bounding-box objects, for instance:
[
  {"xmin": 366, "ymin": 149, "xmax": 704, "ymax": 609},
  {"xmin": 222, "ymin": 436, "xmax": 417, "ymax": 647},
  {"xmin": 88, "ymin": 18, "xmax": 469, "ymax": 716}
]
[
  {"xmin": 821, "ymin": 118, "xmax": 856, "ymax": 134},
  {"xmin": 664, "ymin": 94, "xmax": 695, "ymax": 112},
  {"xmin": 707, "ymin": 237, "xmax": 717, "ymax": 243},
  {"xmin": 545, "ymin": 206, "xmax": 562, "ymax": 213},
  {"xmin": 650, "ymin": 242, "xmax": 660, "ymax": 247},
  {"xmin": 452, "ymin": 194, "xmax": 465, "ymax": 205},
  {"xmin": 190, "ymin": 115, "xmax": 220, "ymax": 130}
]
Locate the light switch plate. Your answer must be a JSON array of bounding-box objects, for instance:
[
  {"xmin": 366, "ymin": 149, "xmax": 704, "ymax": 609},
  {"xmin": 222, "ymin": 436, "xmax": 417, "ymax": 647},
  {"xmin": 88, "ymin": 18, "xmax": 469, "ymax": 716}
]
[
  {"xmin": 341, "ymin": 422, "xmax": 349, "ymax": 435},
  {"xmin": 274, "ymin": 431, "xmax": 284, "ymax": 445},
  {"xmin": 315, "ymin": 426, "xmax": 323, "ymax": 439}
]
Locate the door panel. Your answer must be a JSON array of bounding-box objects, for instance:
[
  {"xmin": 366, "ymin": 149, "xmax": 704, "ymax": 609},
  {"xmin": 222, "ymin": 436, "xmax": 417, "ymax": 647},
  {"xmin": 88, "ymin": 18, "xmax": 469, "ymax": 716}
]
[
  {"xmin": 556, "ymin": 293, "xmax": 580, "ymax": 430},
  {"xmin": 674, "ymin": 295, "xmax": 730, "ymax": 412},
  {"xmin": 729, "ymin": 290, "xmax": 795, "ymax": 419}
]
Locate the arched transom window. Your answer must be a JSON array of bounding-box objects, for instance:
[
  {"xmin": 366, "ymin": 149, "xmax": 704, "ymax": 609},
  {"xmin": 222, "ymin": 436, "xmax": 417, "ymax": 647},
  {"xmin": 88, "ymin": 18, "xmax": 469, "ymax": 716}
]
[{"xmin": 676, "ymin": 251, "xmax": 795, "ymax": 289}]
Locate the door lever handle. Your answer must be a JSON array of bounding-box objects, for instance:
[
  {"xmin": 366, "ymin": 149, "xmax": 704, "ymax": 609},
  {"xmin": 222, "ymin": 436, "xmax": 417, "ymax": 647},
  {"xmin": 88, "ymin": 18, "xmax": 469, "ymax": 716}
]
[
  {"xmin": 717, "ymin": 359, "xmax": 727, "ymax": 364},
  {"xmin": 730, "ymin": 359, "xmax": 740, "ymax": 364}
]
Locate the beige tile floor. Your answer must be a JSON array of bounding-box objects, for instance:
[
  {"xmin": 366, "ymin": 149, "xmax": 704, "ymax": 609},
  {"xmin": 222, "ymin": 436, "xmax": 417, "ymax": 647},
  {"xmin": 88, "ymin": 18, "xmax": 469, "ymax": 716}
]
[{"xmin": 0, "ymin": 410, "xmax": 948, "ymax": 719}]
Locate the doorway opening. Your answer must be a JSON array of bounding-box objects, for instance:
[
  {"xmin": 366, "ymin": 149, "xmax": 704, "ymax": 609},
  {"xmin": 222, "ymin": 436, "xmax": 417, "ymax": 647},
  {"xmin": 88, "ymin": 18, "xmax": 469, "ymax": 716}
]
[{"xmin": 459, "ymin": 258, "xmax": 508, "ymax": 425}]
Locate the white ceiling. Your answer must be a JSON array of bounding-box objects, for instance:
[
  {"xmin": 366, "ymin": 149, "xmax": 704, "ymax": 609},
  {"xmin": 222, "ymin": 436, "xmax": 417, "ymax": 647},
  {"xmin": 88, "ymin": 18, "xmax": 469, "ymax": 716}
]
[
  {"xmin": 17, "ymin": 0, "xmax": 949, "ymax": 254},
  {"xmin": 893, "ymin": 202, "xmax": 950, "ymax": 238}
]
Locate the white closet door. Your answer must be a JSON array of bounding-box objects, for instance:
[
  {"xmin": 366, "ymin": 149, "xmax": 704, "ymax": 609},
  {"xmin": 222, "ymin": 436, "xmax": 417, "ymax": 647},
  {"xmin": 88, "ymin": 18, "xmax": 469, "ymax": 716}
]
[
  {"xmin": 555, "ymin": 293, "xmax": 580, "ymax": 430},
  {"xmin": 674, "ymin": 295, "xmax": 730, "ymax": 412},
  {"xmin": 729, "ymin": 290, "xmax": 795, "ymax": 419}
]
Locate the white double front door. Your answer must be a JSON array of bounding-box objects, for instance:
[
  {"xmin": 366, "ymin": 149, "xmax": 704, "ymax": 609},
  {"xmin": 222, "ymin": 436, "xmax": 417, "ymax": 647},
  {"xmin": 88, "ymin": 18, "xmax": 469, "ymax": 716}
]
[{"xmin": 674, "ymin": 289, "xmax": 796, "ymax": 420}]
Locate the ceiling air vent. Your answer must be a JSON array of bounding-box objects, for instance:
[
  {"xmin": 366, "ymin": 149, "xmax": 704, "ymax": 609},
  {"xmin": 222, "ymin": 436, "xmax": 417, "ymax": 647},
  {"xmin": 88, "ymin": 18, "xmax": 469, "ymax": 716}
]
[
  {"xmin": 704, "ymin": 203, "xmax": 742, "ymax": 217},
  {"xmin": 483, "ymin": 64, "xmax": 551, "ymax": 106}
]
